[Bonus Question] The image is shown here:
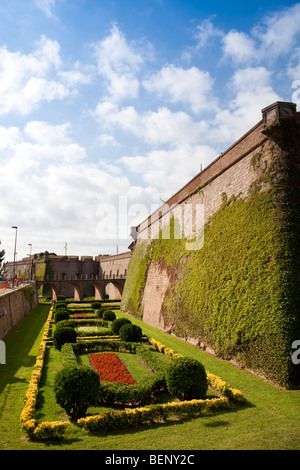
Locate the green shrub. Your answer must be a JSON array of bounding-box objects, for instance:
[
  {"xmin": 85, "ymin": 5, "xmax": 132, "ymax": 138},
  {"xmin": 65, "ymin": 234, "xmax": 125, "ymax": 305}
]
[
  {"xmin": 55, "ymin": 319, "xmax": 76, "ymax": 330},
  {"xmin": 111, "ymin": 317, "xmax": 132, "ymax": 335},
  {"xmin": 72, "ymin": 339, "xmax": 137, "ymax": 355},
  {"xmin": 165, "ymin": 357, "xmax": 208, "ymax": 400},
  {"xmin": 95, "ymin": 307, "xmax": 106, "ymax": 318},
  {"xmin": 102, "ymin": 310, "xmax": 116, "ymax": 321},
  {"xmin": 91, "ymin": 301, "xmax": 101, "ymax": 309},
  {"xmin": 53, "ymin": 365, "xmax": 100, "ymax": 419},
  {"xmin": 55, "ymin": 302, "xmax": 68, "ymax": 310},
  {"xmin": 136, "ymin": 345, "xmax": 169, "ymax": 380},
  {"xmin": 53, "ymin": 327, "xmax": 77, "ymax": 350},
  {"xmin": 54, "ymin": 309, "xmax": 70, "ymax": 323},
  {"xmin": 61, "ymin": 343, "xmax": 78, "ymax": 367},
  {"xmin": 57, "ymin": 295, "xmax": 66, "ymax": 301},
  {"xmin": 119, "ymin": 323, "xmax": 142, "ymax": 342},
  {"xmin": 98, "ymin": 378, "xmax": 158, "ymax": 407}
]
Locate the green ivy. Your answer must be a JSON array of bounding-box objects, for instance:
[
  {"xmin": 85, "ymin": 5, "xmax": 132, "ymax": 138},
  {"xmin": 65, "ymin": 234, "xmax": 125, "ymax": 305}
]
[
  {"xmin": 22, "ymin": 286, "xmax": 34, "ymax": 307},
  {"xmin": 162, "ymin": 192, "xmax": 298, "ymax": 385},
  {"xmin": 120, "ymin": 242, "xmax": 148, "ymax": 318},
  {"xmin": 122, "ymin": 121, "xmax": 300, "ymax": 387}
]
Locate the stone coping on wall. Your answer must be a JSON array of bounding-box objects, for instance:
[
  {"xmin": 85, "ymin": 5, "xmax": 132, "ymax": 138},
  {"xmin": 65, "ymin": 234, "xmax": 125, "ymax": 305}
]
[
  {"xmin": 136, "ymin": 101, "xmax": 299, "ymax": 239},
  {"xmin": 0, "ymin": 282, "xmax": 35, "ymax": 297}
]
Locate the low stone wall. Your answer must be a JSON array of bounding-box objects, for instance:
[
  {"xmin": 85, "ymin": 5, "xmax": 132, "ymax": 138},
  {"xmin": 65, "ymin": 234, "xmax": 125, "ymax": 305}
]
[{"xmin": 0, "ymin": 284, "xmax": 38, "ymax": 339}]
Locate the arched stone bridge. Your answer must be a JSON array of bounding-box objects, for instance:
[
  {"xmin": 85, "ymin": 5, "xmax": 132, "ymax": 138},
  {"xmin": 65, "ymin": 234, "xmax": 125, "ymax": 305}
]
[{"xmin": 35, "ymin": 273, "xmax": 126, "ymax": 301}]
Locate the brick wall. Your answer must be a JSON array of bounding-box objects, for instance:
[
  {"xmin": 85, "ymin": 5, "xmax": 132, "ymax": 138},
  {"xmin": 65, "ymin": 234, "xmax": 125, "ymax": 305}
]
[
  {"xmin": 4, "ymin": 252, "xmax": 132, "ymax": 300},
  {"xmin": 0, "ymin": 284, "xmax": 38, "ymax": 339},
  {"xmin": 97, "ymin": 252, "xmax": 131, "ymax": 278},
  {"xmin": 141, "ymin": 262, "xmax": 171, "ymax": 329},
  {"xmin": 133, "ymin": 101, "xmax": 298, "ymax": 330},
  {"xmin": 137, "ymin": 120, "xmax": 268, "ymax": 243}
]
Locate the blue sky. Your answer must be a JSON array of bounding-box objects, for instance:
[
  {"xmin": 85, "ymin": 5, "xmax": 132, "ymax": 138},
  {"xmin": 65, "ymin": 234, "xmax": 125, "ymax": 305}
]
[{"xmin": 1, "ymin": 0, "xmax": 300, "ymax": 262}]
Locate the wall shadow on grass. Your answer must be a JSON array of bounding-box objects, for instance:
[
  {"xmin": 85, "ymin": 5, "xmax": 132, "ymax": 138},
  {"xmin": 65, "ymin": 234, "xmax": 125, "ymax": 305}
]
[{"xmin": 0, "ymin": 304, "xmax": 50, "ymax": 404}]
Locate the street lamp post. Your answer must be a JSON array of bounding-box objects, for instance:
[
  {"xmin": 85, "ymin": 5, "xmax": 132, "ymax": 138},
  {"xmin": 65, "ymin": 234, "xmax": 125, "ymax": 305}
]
[{"xmin": 11, "ymin": 226, "xmax": 18, "ymax": 288}]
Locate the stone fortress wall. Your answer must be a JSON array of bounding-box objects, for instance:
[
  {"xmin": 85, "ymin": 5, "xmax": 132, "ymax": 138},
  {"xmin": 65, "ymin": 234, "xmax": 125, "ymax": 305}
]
[{"xmin": 134, "ymin": 101, "xmax": 299, "ymax": 330}]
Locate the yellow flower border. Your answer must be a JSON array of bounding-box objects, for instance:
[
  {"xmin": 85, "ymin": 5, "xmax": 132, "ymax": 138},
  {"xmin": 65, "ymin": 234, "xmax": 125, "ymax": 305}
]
[
  {"xmin": 78, "ymin": 397, "xmax": 230, "ymax": 432},
  {"xmin": 20, "ymin": 306, "xmax": 70, "ymax": 440}
]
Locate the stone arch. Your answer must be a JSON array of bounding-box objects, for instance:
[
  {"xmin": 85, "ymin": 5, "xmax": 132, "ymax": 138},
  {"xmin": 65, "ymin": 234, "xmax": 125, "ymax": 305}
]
[
  {"xmin": 91, "ymin": 281, "xmax": 105, "ymax": 300},
  {"xmin": 70, "ymin": 282, "xmax": 82, "ymax": 301},
  {"xmin": 42, "ymin": 282, "xmax": 59, "ymax": 301},
  {"xmin": 105, "ymin": 281, "xmax": 123, "ymax": 300}
]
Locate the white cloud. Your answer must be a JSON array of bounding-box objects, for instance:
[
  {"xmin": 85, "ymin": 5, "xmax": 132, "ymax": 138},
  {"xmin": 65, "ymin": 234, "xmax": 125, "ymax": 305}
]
[
  {"xmin": 93, "ymin": 24, "xmax": 146, "ymax": 102},
  {"xmin": 182, "ymin": 17, "xmax": 223, "ymax": 61},
  {"xmin": 194, "ymin": 17, "xmax": 223, "ymax": 49},
  {"xmin": 223, "ymin": 3, "xmax": 300, "ymax": 65},
  {"xmin": 120, "ymin": 144, "xmax": 217, "ymax": 195},
  {"xmin": 58, "ymin": 62, "xmax": 94, "ymax": 87},
  {"xmin": 94, "ymin": 101, "xmax": 207, "ymax": 147},
  {"xmin": 98, "ymin": 134, "xmax": 119, "ymax": 147},
  {"xmin": 35, "ymin": 0, "xmax": 57, "ymax": 19},
  {"xmin": 253, "ymin": 3, "xmax": 300, "ymax": 59},
  {"xmin": 222, "ymin": 31, "xmax": 257, "ymax": 64},
  {"xmin": 0, "ymin": 35, "xmax": 92, "ymax": 115},
  {"xmin": 211, "ymin": 67, "xmax": 281, "ymax": 143},
  {"xmin": 0, "ymin": 126, "xmax": 23, "ymax": 149},
  {"xmin": 0, "ymin": 121, "xmax": 162, "ymax": 257},
  {"xmin": 142, "ymin": 65, "xmax": 216, "ymax": 113},
  {"xmin": 24, "ymin": 121, "xmax": 72, "ymax": 145}
]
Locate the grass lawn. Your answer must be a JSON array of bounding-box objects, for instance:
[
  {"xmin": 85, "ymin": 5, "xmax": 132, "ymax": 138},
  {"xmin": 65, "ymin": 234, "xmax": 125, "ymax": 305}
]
[{"xmin": 0, "ymin": 303, "xmax": 299, "ymax": 450}]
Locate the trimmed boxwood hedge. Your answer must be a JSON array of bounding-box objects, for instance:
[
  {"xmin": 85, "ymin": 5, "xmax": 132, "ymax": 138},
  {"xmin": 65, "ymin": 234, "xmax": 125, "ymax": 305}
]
[
  {"xmin": 111, "ymin": 317, "xmax": 132, "ymax": 335},
  {"xmin": 54, "ymin": 365, "xmax": 100, "ymax": 419},
  {"xmin": 53, "ymin": 327, "xmax": 77, "ymax": 350},
  {"xmin": 54, "ymin": 309, "xmax": 70, "ymax": 323},
  {"xmin": 119, "ymin": 323, "xmax": 142, "ymax": 342},
  {"xmin": 165, "ymin": 356, "xmax": 208, "ymax": 400},
  {"xmin": 98, "ymin": 376, "xmax": 163, "ymax": 407}
]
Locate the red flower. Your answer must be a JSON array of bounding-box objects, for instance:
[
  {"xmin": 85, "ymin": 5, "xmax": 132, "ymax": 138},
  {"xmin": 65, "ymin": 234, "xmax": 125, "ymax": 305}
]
[{"xmin": 89, "ymin": 352, "xmax": 136, "ymax": 385}]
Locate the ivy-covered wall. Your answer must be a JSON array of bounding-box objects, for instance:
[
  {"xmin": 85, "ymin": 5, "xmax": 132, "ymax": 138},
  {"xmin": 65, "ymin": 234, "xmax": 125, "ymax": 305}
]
[
  {"xmin": 34, "ymin": 260, "xmax": 55, "ymax": 296},
  {"xmin": 120, "ymin": 242, "xmax": 148, "ymax": 318},
  {"xmin": 121, "ymin": 116, "xmax": 300, "ymax": 388}
]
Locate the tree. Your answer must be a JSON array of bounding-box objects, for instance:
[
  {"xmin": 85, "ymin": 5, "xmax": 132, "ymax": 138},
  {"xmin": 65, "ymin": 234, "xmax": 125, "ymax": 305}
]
[{"xmin": 54, "ymin": 365, "xmax": 100, "ymax": 419}]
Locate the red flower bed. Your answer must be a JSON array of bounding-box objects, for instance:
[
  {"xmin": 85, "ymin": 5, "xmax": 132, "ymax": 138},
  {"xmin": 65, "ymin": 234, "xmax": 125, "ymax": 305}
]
[
  {"xmin": 73, "ymin": 313, "xmax": 87, "ymax": 316},
  {"xmin": 89, "ymin": 352, "xmax": 136, "ymax": 385}
]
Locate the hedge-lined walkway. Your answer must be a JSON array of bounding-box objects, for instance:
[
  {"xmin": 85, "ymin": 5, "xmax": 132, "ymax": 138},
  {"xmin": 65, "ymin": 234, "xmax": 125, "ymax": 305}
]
[{"xmin": 0, "ymin": 303, "xmax": 300, "ymax": 450}]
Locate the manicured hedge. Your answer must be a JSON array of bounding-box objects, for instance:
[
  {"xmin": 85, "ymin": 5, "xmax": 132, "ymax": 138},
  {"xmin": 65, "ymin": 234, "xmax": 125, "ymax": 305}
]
[
  {"xmin": 98, "ymin": 376, "xmax": 162, "ymax": 407},
  {"xmin": 77, "ymin": 397, "xmax": 229, "ymax": 432},
  {"xmin": 165, "ymin": 357, "xmax": 208, "ymax": 400},
  {"xmin": 72, "ymin": 339, "xmax": 138, "ymax": 355}
]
